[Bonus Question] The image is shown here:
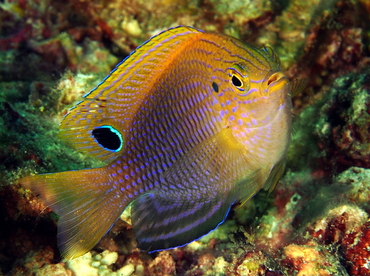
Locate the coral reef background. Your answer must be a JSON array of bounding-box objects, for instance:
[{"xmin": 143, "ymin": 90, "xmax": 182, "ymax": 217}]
[{"xmin": 0, "ymin": 0, "xmax": 369, "ymax": 275}]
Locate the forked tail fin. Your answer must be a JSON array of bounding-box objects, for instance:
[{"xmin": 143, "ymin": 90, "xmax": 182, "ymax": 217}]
[{"xmin": 19, "ymin": 167, "xmax": 127, "ymax": 259}]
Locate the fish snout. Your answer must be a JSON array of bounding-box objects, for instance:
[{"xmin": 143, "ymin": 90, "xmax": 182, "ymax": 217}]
[{"xmin": 267, "ymin": 72, "xmax": 288, "ymax": 91}]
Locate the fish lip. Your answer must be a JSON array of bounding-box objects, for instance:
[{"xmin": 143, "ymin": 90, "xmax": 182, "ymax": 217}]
[
  {"xmin": 267, "ymin": 72, "xmax": 288, "ymax": 89},
  {"xmin": 267, "ymin": 76, "xmax": 289, "ymax": 98}
]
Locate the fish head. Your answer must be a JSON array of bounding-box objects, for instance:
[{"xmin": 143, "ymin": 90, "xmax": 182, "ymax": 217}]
[
  {"xmin": 209, "ymin": 38, "xmax": 293, "ymax": 163},
  {"xmin": 215, "ymin": 58, "xmax": 292, "ymax": 127}
]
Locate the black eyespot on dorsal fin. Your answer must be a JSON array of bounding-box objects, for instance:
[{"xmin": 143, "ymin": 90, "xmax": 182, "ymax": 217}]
[{"xmin": 92, "ymin": 126, "xmax": 123, "ymax": 152}]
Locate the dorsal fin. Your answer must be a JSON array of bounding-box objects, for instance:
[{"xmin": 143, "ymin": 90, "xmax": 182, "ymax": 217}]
[{"xmin": 59, "ymin": 26, "xmax": 203, "ymax": 163}]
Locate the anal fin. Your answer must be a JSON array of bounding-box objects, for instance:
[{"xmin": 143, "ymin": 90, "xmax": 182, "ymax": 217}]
[{"xmin": 132, "ymin": 190, "xmax": 235, "ymax": 252}]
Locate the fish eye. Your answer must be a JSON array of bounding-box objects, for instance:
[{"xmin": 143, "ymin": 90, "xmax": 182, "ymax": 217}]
[
  {"xmin": 92, "ymin": 125, "xmax": 123, "ymax": 152},
  {"xmin": 228, "ymin": 66, "xmax": 250, "ymax": 94}
]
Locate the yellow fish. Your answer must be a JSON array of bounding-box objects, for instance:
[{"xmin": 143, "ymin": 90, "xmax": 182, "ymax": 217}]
[{"xmin": 20, "ymin": 26, "xmax": 302, "ymax": 259}]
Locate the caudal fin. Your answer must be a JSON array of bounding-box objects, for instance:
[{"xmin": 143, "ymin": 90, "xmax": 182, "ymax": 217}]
[{"xmin": 19, "ymin": 168, "xmax": 127, "ymax": 259}]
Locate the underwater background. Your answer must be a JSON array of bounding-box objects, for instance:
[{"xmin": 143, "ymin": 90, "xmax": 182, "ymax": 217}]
[{"xmin": 0, "ymin": 0, "xmax": 369, "ymax": 275}]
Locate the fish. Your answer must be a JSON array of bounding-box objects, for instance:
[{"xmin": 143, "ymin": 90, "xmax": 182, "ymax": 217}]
[{"xmin": 19, "ymin": 26, "xmax": 304, "ymax": 259}]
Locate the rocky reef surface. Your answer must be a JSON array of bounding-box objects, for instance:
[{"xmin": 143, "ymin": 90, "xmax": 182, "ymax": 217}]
[{"xmin": 1, "ymin": 0, "xmax": 370, "ymax": 275}]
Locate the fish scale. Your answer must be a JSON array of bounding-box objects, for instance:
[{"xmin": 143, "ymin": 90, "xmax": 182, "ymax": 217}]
[{"xmin": 19, "ymin": 26, "xmax": 303, "ymax": 259}]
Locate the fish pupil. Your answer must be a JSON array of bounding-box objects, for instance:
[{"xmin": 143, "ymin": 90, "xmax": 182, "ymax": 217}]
[
  {"xmin": 92, "ymin": 126, "xmax": 123, "ymax": 152},
  {"xmin": 212, "ymin": 82, "xmax": 219, "ymax": 93},
  {"xmin": 231, "ymin": 75, "xmax": 242, "ymax": 87}
]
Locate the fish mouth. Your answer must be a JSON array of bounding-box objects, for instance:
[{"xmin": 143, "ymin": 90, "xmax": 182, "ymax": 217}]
[
  {"xmin": 236, "ymin": 72, "xmax": 290, "ymax": 129},
  {"xmin": 267, "ymin": 72, "xmax": 288, "ymax": 92}
]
